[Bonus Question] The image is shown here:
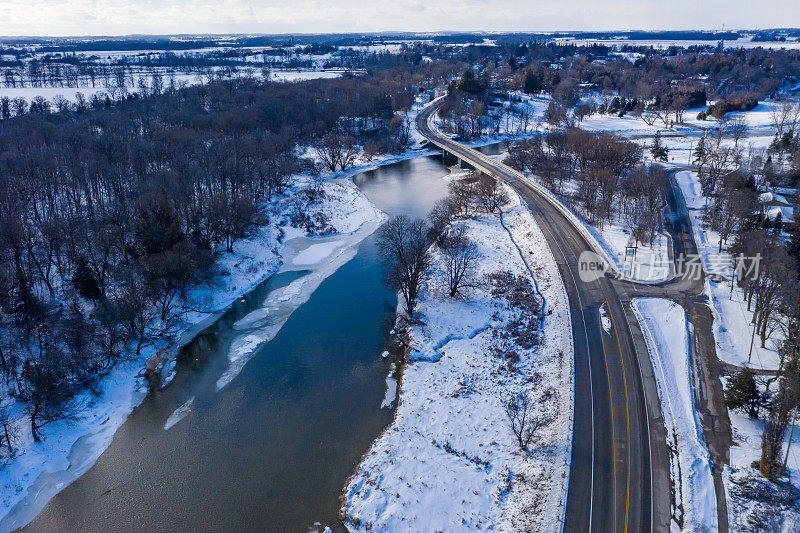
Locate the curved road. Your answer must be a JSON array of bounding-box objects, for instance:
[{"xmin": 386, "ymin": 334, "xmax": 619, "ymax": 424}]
[{"xmin": 417, "ymin": 102, "xmax": 672, "ymax": 532}]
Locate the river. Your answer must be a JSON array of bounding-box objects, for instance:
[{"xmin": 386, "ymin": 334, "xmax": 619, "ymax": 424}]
[{"xmin": 12, "ymin": 152, "xmax": 467, "ymax": 533}]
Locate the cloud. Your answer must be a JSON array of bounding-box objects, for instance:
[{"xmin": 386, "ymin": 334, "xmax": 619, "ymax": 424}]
[{"xmin": 0, "ymin": 0, "xmax": 796, "ymax": 36}]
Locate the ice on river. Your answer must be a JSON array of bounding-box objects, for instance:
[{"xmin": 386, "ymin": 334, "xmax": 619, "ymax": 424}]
[
  {"xmin": 215, "ymin": 225, "xmax": 383, "ymax": 392},
  {"xmin": 164, "ymin": 397, "xmax": 195, "ymax": 430},
  {"xmin": 380, "ymin": 364, "xmax": 397, "ymax": 409},
  {"xmin": 292, "ymin": 241, "xmax": 344, "ymax": 266}
]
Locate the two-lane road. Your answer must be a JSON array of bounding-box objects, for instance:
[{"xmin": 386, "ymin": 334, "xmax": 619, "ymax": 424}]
[{"xmin": 416, "ymin": 102, "xmax": 671, "ymax": 532}]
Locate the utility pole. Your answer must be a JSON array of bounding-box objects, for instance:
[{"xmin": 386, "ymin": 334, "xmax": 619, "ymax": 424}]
[
  {"xmin": 748, "ymin": 320, "xmax": 757, "ymax": 364},
  {"xmin": 785, "ymin": 407, "xmax": 797, "ymax": 471}
]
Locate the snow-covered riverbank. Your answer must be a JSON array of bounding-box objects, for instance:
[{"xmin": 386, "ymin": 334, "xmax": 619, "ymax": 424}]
[
  {"xmin": 341, "ymin": 185, "xmax": 573, "ymax": 531},
  {"xmin": 0, "ymin": 175, "xmax": 385, "ymax": 532}
]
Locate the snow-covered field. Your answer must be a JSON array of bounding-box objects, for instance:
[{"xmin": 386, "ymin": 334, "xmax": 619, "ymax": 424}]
[
  {"xmin": 0, "ymin": 176, "xmax": 386, "ymax": 531},
  {"xmin": 342, "ymin": 185, "xmax": 573, "ymax": 531},
  {"xmin": 579, "ymin": 111, "xmax": 687, "ymax": 136},
  {"xmin": 0, "ymin": 69, "xmax": 343, "ymax": 103},
  {"xmin": 632, "ymin": 298, "xmax": 717, "ymax": 532},
  {"xmin": 681, "ymin": 101, "xmax": 787, "ymax": 136}
]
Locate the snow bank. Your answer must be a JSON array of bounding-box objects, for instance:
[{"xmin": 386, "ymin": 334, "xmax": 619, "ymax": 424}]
[
  {"xmin": 342, "ymin": 186, "xmax": 573, "ymax": 531},
  {"xmin": 0, "ymin": 175, "xmax": 386, "ymax": 531},
  {"xmin": 632, "ymin": 298, "xmax": 717, "ymax": 532}
]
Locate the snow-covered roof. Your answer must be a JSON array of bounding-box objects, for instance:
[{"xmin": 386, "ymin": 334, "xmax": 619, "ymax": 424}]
[
  {"xmin": 773, "ymin": 187, "xmax": 797, "ymax": 197},
  {"xmin": 764, "ymin": 205, "xmax": 795, "ymax": 222},
  {"xmin": 758, "ymin": 191, "xmax": 791, "ymax": 205}
]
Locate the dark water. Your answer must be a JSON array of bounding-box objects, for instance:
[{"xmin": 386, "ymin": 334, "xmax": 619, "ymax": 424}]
[{"xmin": 18, "ymin": 154, "xmax": 452, "ymax": 533}]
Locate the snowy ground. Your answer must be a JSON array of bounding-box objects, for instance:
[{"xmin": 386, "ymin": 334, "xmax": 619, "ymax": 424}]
[
  {"xmin": 579, "ymin": 111, "xmax": 695, "ymax": 137},
  {"xmin": 724, "ymin": 404, "xmax": 800, "ymax": 532},
  {"xmin": 558, "ymin": 177, "xmax": 673, "ymax": 282},
  {"xmin": 681, "ymin": 101, "xmax": 786, "ymax": 137},
  {"xmin": 632, "ymin": 298, "xmax": 717, "ymax": 532},
  {"xmin": 342, "ymin": 185, "xmax": 573, "ymax": 531},
  {"xmin": 0, "ymin": 175, "xmax": 386, "ymax": 531},
  {"xmin": 673, "ymin": 170, "xmax": 785, "ymax": 371},
  {"xmin": 668, "ymin": 154, "xmax": 800, "ymax": 530},
  {"xmin": 593, "ymin": 220, "xmax": 671, "ymax": 281},
  {"xmin": 0, "ymin": 69, "xmax": 343, "ymax": 103}
]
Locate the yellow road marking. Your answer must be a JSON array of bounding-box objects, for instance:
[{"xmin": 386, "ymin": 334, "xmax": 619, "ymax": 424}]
[
  {"xmin": 428, "ymin": 118, "xmax": 637, "ymax": 531},
  {"xmin": 605, "ymin": 301, "xmax": 632, "ymax": 532},
  {"xmin": 598, "ymin": 307, "xmax": 618, "ymax": 532}
]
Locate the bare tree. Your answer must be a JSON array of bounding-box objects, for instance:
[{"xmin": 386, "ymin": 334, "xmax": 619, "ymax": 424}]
[
  {"xmin": 20, "ymin": 345, "xmax": 80, "ymax": 443},
  {"xmin": 726, "ymin": 116, "xmax": 749, "ymax": 151},
  {"xmin": 516, "ymin": 103, "xmax": 533, "ymax": 133},
  {"xmin": 314, "ymin": 134, "xmax": 360, "ymax": 172},
  {"xmin": 428, "ymin": 196, "xmax": 459, "ymax": 242},
  {"xmin": 673, "ymin": 93, "xmax": 692, "ymax": 123},
  {"xmin": 770, "ymin": 100, "xmax": 800, "ymax": 139},
  {"xmin": 448, "ymin": 180, "xmax": 480, "ymax": 218},
  {"xmin": 476, "ymin": 175, "xmax": 509, "ymax": 213},
  {"xmin": 702, "ymin": 145, "xmax": 736, "ymax": 197},
  {"xmin": 714, "ymin": 176, "xmax": 757, "ymax": 251},
  {"xmin": 760, "ymin": 383, "xmax": 793, "ymax": 481},
  {"xmin": 0, "ymin": 401, "xmax": 16, "ymax": 460},
  {"xmin": 441, "ymin": 225, "xmax": 479, "ymax": 298},
  {"xmin": 376, "ymin": 216, "xmax": 432, "ymax": 318},
  {"xmin": 504, "ymin": 393, "xmax": 553, "ymax": 451}
]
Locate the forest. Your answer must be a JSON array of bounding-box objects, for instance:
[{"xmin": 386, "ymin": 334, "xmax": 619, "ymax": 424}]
[{"xmin": 0, "ymin": 59, "xmax": 460, "ymax": 452}]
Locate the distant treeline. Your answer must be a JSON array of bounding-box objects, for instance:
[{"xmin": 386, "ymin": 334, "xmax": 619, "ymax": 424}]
[
  {"xmin": 1, "ymin": 35, "xmax": 406, "ymax": 55},
  {"xmin": 563, "ymin": 31, "xmax": 742, "ymax": 41},
  {"xmin": 10, "ymin": 28, "xmax": 794, "ymax": 57}
]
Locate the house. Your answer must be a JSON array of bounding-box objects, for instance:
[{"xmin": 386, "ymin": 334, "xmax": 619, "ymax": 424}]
[{"xmin": 758, "ymin": 190, "xmax": 796, "ymax": 231}]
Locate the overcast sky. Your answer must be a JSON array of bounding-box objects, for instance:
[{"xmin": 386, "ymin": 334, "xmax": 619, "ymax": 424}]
[{"xmin": 0, "ymin": 0, "xmax": 796, "ymax": 37}]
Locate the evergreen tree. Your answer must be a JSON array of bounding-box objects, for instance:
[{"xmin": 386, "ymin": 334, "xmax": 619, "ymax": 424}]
[
  {"xmin": 773, "ymin": 212, "xmax": 783, "ymax": 234},
  {"xmin": 724, "ymin": 367, "xmax": 768, "ymax": 418},
  {"xmin": 693, "ymin": 136, "xmax": 706, "ymax": 164},
  {"xmin": 523, "ymin": 70, "xmax": 543, "ymax": 94},
  {"xmin": 650, "ymin": 131, "xmax": 669, "ymax": 162},
  {"xmin": 762, "ymin": 155, "xmax": 777, "ymax": 187},
  {"xmin": 788, "ymin": 214, "xmax": 800, "ymax": 274},
  {"xmin": 72, "ymin": 256, "xmax": 102, "ymax": 299},
  {"xmin": 458, "ymin": 69, "xmax": 488, "ymax": 95}
]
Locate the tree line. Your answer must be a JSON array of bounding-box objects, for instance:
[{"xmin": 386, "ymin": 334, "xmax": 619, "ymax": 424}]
[{"xmin": 0, "ymin": 62, "xmax": 460, "ymax": 455}]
